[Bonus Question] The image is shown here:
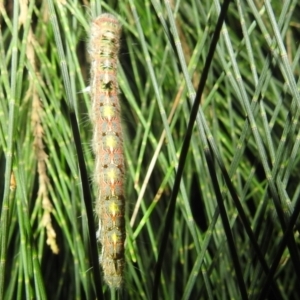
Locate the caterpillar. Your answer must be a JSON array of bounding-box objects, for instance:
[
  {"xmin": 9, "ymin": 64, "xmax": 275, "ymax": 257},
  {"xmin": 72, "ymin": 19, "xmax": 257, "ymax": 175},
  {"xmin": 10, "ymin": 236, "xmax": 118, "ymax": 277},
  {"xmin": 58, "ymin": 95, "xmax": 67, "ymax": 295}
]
[{"xmin": 88, "ymin": 13, "xmax": 125, "ymax": 288}]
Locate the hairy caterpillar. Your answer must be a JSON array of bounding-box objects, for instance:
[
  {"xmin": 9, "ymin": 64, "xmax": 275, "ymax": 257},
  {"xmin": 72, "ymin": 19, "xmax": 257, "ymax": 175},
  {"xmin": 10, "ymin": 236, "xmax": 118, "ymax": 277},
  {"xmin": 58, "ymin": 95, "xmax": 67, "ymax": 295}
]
[{"xmin": 89, "ymin": 13, "xmax": 125, "ymax": 288}]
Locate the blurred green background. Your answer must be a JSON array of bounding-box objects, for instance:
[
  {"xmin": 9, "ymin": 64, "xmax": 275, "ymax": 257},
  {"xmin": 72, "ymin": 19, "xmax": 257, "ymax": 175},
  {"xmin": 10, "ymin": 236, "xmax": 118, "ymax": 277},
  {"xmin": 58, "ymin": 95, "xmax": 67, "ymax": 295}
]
[{"xmin": 1, "ymin": 0, "xmax": 300, "ymax": 299}]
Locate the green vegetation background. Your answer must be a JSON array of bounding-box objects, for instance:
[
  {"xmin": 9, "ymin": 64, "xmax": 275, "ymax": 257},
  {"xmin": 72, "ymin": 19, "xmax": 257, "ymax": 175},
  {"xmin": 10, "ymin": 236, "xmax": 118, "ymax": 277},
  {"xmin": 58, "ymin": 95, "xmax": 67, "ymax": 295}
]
[{"xmin": 1, "ymin": 0, "xmax": 300, "ymax": 299}]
